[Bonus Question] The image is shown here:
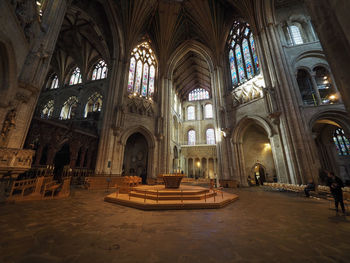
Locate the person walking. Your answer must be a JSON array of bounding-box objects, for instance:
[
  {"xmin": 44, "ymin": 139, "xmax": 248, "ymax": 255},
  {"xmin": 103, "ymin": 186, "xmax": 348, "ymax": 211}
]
[{"xmin": 327, "ymin": 172, "xmax": 346, "ymax": 215}]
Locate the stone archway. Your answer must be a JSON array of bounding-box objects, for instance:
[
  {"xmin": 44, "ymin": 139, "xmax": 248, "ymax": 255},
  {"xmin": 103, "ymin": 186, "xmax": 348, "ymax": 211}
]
[
  {"xmin": 122, "ymin": 132, "xmax": 149, "ymax": 184},
  {"xmin": 312, "ymin": 117, "xmax": 350, "ymax": 184},
  {"xmin": 232, "ymin": 116, "xmax": 283, "ymax": 186}
]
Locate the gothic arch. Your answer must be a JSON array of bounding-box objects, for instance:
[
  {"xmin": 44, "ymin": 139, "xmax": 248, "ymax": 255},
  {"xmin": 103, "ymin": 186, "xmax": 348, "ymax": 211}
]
[
  {"xmin": 232, "ymin": 116, "xmax": 273, "ymax": 144},
  {"xmin": 120, "ymin": 125, "xmax": 155, "ymax": 149},
  {"xmin": 0, "ymin": 36, "xmax": 17, "ymax": 99},
  {"xmin": 309, "ymin": 110, "xmax": 350, "ymax": 135},
  {"xmin": 167, "ymin": 40, "xmax": 215, "ymax": 80}
]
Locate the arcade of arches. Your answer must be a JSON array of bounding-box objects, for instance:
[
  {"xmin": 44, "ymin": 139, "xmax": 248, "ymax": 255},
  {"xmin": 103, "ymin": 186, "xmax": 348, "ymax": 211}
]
[
  {"xmin": 1, "ymin": 0, "xmax": 350, "ymax": 261},
  {"xmin": 0, "ymin": 0, "xmax": 349, "ymax": 186}
]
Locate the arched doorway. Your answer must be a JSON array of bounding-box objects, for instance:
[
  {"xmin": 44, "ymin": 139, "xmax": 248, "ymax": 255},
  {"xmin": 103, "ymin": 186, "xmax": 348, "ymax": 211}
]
[
  {"xmin": 242, "ymin": 124, "xmax": 275, "ymax": 186},
  {"xmin": 123, "ymin": 133, "xmax": 148, "ymax": 184},
  {"xmin": 251, "ymin": 163, "xmax": 267, "ymax": 186},
  {"xmin": 312, "ymin": 119, "xmax": 350, "ymax": 185},
  {"xmin": 53, "ymin": 143, "xmax": 70, "ymax": 181}
]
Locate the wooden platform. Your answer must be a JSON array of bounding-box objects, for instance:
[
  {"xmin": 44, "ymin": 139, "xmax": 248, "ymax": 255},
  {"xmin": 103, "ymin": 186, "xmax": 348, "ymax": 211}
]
[{"xmin": 104, "ymin": 185, "xmax": 239, "ymax": 210}]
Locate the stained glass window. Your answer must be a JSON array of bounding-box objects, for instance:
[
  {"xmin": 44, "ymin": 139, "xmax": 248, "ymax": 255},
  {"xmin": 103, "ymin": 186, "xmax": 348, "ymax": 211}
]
[
  {"xmin": 236, "ymin": 45, "xmax": 245, "ymax": 83},
  {"xmin": 188, "ymin": 88, "xmax": 209, "ymax": 101},
  {"xmin": 128, "ymin": 57, "xmax": 136, "ymax": 93},
  {"xmin": 49, "ymin": 74, "xmax": 59, "ymax": 89},
  {"xmin": 187, "ymin": 106, "xmax": 195, "ymax": 120},
  {"xmin": 84, "ymin": 92, "xmax": 103, "ymax": 118},
  {"xmin": 243, "ymin": 39, "xmax": 253, "ymax": 79},
  {"xmin": 228, "ymin": 21, "xmax": 260, "ymax": 87},
  {"xmin": 289, "ymin": 25, "xmax": 303, "ymax": 45},
  {"xmin": 205, "ymin": 104, "xmax": 213, "ymax": 119},
  {"xmin": 333, "ymin": 128, "xmax": 350, "ymax": 156},
  {"xmin": 41, "ymin": 100, "xmax": 54, "ymax": 119},
  {"xmin": 229, "ymin": 50, "xmax": 238, "ymax": 85},
  {"xmin": 127, "ymin": 42, "xmax": 156, "ymax": 98},
  {"xmin": 250, "ymin": 34, "xmax": 259, "ymax": 72},
  {"xmin": 92, "ymin": 60, "xmax": 107, "ymax": 80},
  {"xmin": 141, "ymin": 63, "xmax": 149, "ymax": 96},
  {"xmin": 188, "ymin": 130, "xmax": 196, "ymax": 145},
  {"xmin": 206, "ymin": 129, "xmax": 215, "ymax": 145},
  {"xmin": 60, "ymin": 96, "xmax": 78, "ymax": 120},
  {"xmin": 69, "ymin": 67, "xmax": 82, "ymax": 85}
]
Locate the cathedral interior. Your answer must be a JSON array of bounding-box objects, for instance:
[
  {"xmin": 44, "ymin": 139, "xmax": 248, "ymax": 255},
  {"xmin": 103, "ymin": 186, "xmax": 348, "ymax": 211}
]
[{"xmin": 1, "ymin": 0, "xmax": 350, "ymax": 262}]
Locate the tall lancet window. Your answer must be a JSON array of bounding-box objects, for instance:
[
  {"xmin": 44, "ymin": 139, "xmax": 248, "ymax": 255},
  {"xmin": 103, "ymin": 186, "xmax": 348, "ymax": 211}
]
[
  {"xmin": 69, "ymin": 67, "xmax": 82, "ymax": 85},
  {"xmin": 228, "ymin": 21, "xmax": 260, "ymax": 87},
  {"xmin": 127, "ymin": 42, "xmax": 157, "ymax": 98},
  {"xmin": 92, "ymin": 60, "xmax": 108, "ymax": 80},
  {"xmin": 188, "ymin": 130, "xmax": 196, "ymax": 145}
]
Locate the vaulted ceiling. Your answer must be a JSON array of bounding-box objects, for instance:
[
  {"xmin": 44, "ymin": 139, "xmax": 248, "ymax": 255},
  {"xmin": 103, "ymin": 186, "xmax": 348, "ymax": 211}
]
[{"xmin": 173, "ymin": 51, "xmax": 211, "ymax": 100}]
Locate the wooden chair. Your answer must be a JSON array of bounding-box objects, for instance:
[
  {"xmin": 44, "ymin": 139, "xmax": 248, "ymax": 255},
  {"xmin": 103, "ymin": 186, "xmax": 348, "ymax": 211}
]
[{"xmin": 42, "ymin": 181, "xmax": 60, "ymax": 199}]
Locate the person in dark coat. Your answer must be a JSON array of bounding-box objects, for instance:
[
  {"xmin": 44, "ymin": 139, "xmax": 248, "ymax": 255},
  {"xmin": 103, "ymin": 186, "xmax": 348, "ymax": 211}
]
[
  {"xmin": 304, "ymin": 180, "xmax": 315, "ymax": 197},
  {"xmin": 327, "ymin": 172, "xmax": 346, "ymax": 214}
]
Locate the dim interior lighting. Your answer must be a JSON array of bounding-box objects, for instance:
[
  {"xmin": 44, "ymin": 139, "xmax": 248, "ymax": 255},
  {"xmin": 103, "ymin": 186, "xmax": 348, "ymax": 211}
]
[
  {"xmin": 263, "ymin": 143, "xmax": 271, "ymax": 151},
  {"xmin": 196, "ymin": 161, "xmax": 201, "ymax": 167},
  {"xmin": 329, "ymin": 94, "xmax": 336, "ymax": 101},
  {"xmin": 133, "ymin": 92, "xmax": 136, "ymax": 96}
]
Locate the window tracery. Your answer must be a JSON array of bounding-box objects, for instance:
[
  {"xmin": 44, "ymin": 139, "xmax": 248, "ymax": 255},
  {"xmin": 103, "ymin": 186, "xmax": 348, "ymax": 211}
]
[
  {"xmin": 127, "ymin": 42, "xmax": 156, "ymax": 98},
  {"xmin": 187, "ymin": 106, "xmax": 195, "ymax": 121},
  {"xmin": 48, "ymin": 74, "xmax": 59, "ymax": 90},
  {"xmin": 288, "ymin": 25, "xmax": 304, "ymax": 45},
  {"xmin": 41, "ymin": 100, "xmax": 54, "ymax": 119},
  {"xmin": 333, "ymin": 128, "xmax": 350, "ymax": 156},
  {"xmin": 188, "ymin": 88, "xmax": 209, "ymax": 101},
  {"xmin": 69, "ymin": 67, "xmax": 82, "ymax": 85},
  {"xmin": 84, "ymin": 93, "xmax": 103, "ymax": 117},
  {"xmin": 228, "ymin": 21, "xmax": 260, "ymax": 87},
  {"xmin": 92, "ymin": 60, "xmax": 108, "ymax": 80},
  {"xmin": 188, "ymin": 130, "xmax": 196, "ymax": 145},
  {"xmin": 60, "ymin": 96, "xmax": 78, "ymax": 120},
  {"xmin": 206, "ymin": 128, "xmax": 215, "ymax": 145},
  {"xmin": 204, "ymin": 104, "xmax": 213, "ymax": 119}
]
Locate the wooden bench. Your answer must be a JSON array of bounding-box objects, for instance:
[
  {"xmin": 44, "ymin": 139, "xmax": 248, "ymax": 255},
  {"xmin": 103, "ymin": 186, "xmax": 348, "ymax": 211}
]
[
  {"xmin": 42, "ymin": 180, "xmax": 60, "ymax": 198},
  {"xmin": 56, "ymin": 177, "xmax": 71, "ymax": 198},
  {"xmin": 9, "ymin": 178, "xmax": 37, "ymax": 197}
]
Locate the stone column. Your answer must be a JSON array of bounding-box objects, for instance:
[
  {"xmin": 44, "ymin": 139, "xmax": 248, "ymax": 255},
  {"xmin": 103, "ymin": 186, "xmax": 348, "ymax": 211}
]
[
  {"xmin": 305, "ymin": 0, "xmax": 350, "ymax": 114},
  {"xmin": 3, "ymin": 0, "xmax": 69, "ymax": 149},
  {"xmin": 310, "ymin": 72, "xmax": 322, "ymax": 105},
  {"xmin": 79, "ymin": 148, "xmax": 87, "ymax": 168},
  {"xmin": 34, "ymin": 144, "xmax": 44, "ymax": 166}
]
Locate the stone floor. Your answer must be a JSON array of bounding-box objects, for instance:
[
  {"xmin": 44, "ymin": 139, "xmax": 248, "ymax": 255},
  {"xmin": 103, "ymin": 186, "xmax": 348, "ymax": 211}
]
[{"xmin": 1, "ymin": 186, "xmax": 350, "ymax": 263}]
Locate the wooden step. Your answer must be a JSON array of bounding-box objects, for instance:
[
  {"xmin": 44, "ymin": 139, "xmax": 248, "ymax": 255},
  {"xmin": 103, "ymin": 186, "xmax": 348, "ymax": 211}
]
[{"xmin": 129, "ymin": 191, "xmax": 216, "ymax": 200}]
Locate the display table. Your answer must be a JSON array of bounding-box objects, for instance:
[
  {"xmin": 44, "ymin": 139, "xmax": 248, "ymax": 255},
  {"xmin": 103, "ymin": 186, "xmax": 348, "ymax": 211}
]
[{"xmin": 159, "ymin": 174, "xmax": 185, "ymax": 188}]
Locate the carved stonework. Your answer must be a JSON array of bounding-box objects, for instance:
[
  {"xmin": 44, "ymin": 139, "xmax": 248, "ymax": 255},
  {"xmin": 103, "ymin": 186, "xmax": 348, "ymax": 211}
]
[
  {"xmin": 232, "ymin": 74, "xmax": 265, "ymax": 105},
  {"xmin": 0, "ymin": 148, "xmax": 35, "ymax": 178},
  {"xmin": 0, "ymin": 109, "xmax": 17, "ymax": 147},
  {"xmin": 268, "ymin": 111, "xmax": 282, "ymax": 126},
  {"xmin": 10, "ymin": 0, "xmax": 39, "ymax": 42},
  {"xmin": 126, "ymin": 97, "xmax": 155, "ymax": 117}
]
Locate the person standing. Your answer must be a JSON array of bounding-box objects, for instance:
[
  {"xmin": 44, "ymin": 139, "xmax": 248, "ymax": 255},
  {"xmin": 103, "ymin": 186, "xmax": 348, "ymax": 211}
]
[{"xmin": 327, "ymin": 172, "xmax": 346, "ymax": 215}]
